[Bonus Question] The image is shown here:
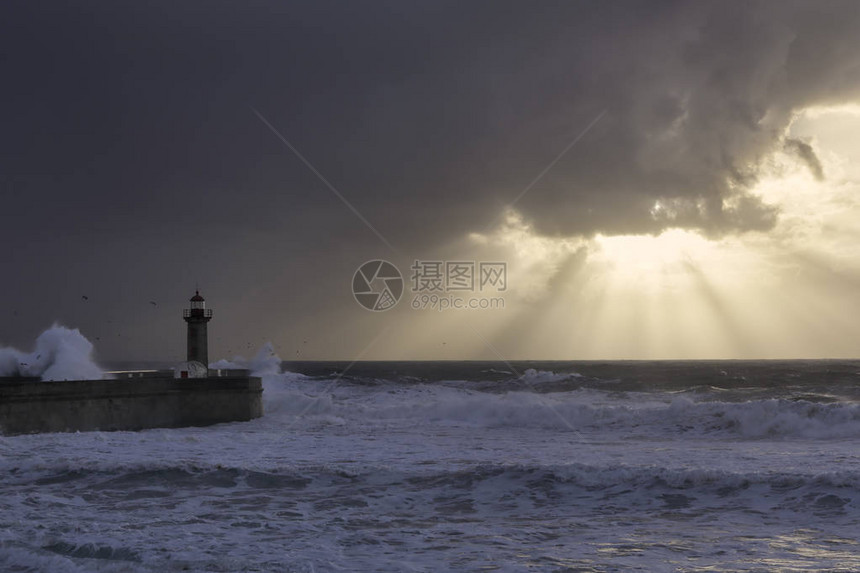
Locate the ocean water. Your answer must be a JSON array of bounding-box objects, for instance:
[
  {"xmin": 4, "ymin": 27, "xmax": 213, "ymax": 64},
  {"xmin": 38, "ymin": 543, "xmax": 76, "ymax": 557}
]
[{"xmin": 2, "ymin": 359, "xmax": 860, "ymax": 572}]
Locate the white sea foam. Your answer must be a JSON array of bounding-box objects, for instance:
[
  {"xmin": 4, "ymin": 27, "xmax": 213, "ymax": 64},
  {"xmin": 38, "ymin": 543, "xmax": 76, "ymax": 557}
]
[
  {"xmin": 250, "ymin": 371, "xmax": 860, "ymax": 439},
  {"xmin": 0, "ymin": 324, "xmax": 103, "ymax": 381},
  {"xmin": 3, "ymin": 354, "xmax": 860, "ymax": 571},
  {"xmin": 209, "ymin": 341, "xmax": 283, "ymax": 376},
  {"xmin": 666, "ymin": 396, "xmax": 860, "ymax": 439},
  {"xmin": 518, "ymin": 367, "xmax": 581, "ymax": 385}
]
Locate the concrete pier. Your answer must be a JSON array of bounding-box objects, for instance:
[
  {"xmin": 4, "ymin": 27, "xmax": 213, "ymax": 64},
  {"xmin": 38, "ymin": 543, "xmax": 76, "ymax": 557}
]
[{"xmin": 0, "ymin": 375, "xmax": 263, "ymax": 435}]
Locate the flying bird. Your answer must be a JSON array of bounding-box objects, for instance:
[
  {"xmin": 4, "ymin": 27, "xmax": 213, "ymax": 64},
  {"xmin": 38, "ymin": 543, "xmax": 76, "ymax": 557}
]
[{"xmin": 81, "ymin": 295, "xmax": 89, "ymax": 301}]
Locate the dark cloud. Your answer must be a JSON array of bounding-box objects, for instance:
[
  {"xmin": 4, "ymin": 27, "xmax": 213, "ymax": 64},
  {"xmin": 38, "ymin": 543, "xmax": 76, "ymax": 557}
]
[
  {"xmin": 2, "ymin": 0, "xmax": 860, "ymax": 358},
  {"xmin": 471, "ymin": 0, "xmax": 859, "ymax": 238},
  {"xmin": 784, "ymin": 138, "xmax": 824, "ymax": 180}
]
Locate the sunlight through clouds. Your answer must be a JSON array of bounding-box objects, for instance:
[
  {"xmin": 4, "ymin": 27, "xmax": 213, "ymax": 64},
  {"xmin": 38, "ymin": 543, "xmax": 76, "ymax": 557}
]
[
  {"xmin": 464, "ymin": 104, "xmax": 860, "ymax": 359},
  {"xmin": 469, "ymin": 210, "xmax": 586, "ymax": 302}
]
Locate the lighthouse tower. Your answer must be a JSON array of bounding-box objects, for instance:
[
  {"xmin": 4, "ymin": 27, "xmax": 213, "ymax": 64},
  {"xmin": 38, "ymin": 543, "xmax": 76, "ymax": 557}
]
[{"xmin": 183, "ymin": 290, "xmax": 213, "ymax": 368}]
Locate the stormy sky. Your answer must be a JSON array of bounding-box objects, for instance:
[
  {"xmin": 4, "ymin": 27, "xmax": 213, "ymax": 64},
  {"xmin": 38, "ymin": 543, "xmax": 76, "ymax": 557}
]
[{"xmin": 3, "ymin": 0, "xmax": 860, "ymax": 362}]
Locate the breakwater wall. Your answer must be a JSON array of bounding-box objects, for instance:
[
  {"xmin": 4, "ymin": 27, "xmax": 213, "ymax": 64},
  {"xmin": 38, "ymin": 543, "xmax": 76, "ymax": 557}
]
[{"xmin": 0, "ymin": 376, "xmax": 263, "ymax": 435}]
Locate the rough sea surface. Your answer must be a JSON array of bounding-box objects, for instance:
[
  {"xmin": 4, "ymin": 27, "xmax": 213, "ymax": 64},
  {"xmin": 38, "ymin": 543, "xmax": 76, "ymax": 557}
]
[{"xmin": 2, "ymin": 359, "xmax": 860, "ymax": 572}]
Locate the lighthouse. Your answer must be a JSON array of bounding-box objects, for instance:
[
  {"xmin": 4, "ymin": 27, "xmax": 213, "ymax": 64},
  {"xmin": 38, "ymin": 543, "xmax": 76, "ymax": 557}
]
[{"xmin": 183, "ymin": 290, "xmax": 212, "ymax": 368}]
